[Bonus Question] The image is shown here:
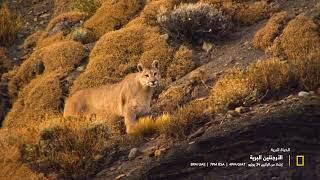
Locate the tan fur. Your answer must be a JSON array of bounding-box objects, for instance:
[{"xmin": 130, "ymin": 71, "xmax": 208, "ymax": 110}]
[{"xmin": 64, "ymin": 60, "xmax": 160, "ymax": 133}]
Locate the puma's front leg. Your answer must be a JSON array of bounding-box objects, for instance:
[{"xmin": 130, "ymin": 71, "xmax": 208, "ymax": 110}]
[{"xmin": 124, "ymin": 108, "xmax": 137, "ymax": 134}]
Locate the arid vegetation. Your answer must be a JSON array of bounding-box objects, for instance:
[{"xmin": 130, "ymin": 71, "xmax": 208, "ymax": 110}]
[
  {"xmin": 0, "ymin": 3, "xmax": 21, "ymax": 46},
  {"xmin": 157, "ymin": 2, "xmax": 233, "ymax": 45},
  {"xmin": 0, "ymin": 0, "xmax": 319, "ymax": 179}
]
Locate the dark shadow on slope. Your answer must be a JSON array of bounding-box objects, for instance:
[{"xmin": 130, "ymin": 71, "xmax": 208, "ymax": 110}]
[{"xmin": 139, "ymin": 98, "xmax": 320, "ymax": 180}]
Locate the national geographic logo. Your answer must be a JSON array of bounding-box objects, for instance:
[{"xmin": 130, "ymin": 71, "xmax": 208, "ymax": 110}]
[{"xmin": 289, "ymin": 155, "xmax": 305, "ymax": 167}]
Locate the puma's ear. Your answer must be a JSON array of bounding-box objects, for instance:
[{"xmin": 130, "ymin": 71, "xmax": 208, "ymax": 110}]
[
  {"xmin": 137, "ymin": 63, "xmax": 143, "ymax": 72},
  {"xmin": 152, "ymin": 60, "xmax": 159, "ymax": 69}
]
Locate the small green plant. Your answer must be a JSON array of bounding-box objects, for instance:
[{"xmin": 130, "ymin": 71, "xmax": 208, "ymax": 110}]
[{"xmin": 72, "ymin": 0, "xmax": 101, "ymax": 16}]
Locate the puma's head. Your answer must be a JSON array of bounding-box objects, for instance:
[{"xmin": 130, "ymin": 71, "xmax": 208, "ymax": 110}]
[{"xmin": 137, "ymin": 60, "xmax": 161, "ymax": 88}]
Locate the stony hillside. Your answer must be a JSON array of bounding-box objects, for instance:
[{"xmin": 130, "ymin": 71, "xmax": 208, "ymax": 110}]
[{"xmin": 0, "ymin": 0, "xmax": 319, "ymax": 179}]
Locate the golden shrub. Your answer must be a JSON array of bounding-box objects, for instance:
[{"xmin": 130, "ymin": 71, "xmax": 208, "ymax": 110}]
[
  {"xmin": 127, "ymin": 0, "xmax": 181, "ymax": 27},
  {"xmin": 268, "ymin": 15, "xmax": 320, "ymax": 90},
  {"xmin": 0, "ymin": 3, "xmax": 22, "ymax": 46},
  {"xmin": 4, "ymin": 70, "xmax": 66, "ymax": 129},
  {"xmin": 234, "ymin": 0, "xmax": 270, "ymax": 25},
  {"xmin": 46, "ymin": 11, "xmax": 87, "ymax": 33},
  {"xmin": 8, "ymin": 40, "xmax": 85, "ymax": 100},
  {"xmin": 22, "ymin": 31, "xmax": 45, "ymax": 49},
  {"xmin": 154, "ymin": 85, "xmax": 191, "ymax": 113},
  {"xmin": 246, "ymin": 59, "xmax": 290, "ymax": 96},
  {"xmin": 210, "ymin": 68, "xmax": 252, "ymax": 111},
  {"xmin": 269, "ymin": 15, "xmax": 320, "ymax": 62},
  {"xmin": 252, "ymin": 11, "xmax": 291, "ymax": 50},
  {"xmin": 0, "ymin": 128, "xmax": 41, "ymax": 180},
  {"xmin": 36, "ymin": 31, "xmax": 66, "ymax": 49},
  {"xmin": 201, "ymin": 0, "xmax": 275, "ymax": 25},
  {"xmin": 84, "ymin": 0, "xmax": 144, "ymax": 37},
  {"xmin": 210, "ymin": 58, "xmax": 291, "ymax": 112},
  {"xmin": 71, "ymin": 24, "xmax": 173, "ymax": 92},
  {"xmin": 167, "ymin": 45, "xmax": 196, "ymax": 81},
  {"xmin": 20, "ymin": 117, "xmax": 123, "ymax": 179}
]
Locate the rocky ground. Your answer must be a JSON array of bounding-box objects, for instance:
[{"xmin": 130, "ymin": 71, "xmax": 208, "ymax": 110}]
[{"xmin": 94, "ymin": 92, "xmax": 320, "ymax": 180}]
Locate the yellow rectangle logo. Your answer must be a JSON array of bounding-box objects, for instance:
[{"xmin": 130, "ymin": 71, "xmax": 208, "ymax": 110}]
[{"xmin": 296, "ymin": 155, "xmax": 304, "ymax": 167}]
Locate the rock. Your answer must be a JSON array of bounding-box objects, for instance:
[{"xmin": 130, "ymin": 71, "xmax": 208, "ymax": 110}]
[
  {"xmin": 115, "ymin": 174, "xmax": 126, "ymax": 179},
  {"xmin": 128, "ymin": 148, "xmax": 139, "ymax": 160},
  {"xmin": 227, "ymin": 110, "xmax": 240, "ymax": 117},
  {"xmin": 235, "ymin": 106, "xmax": 250, "ymax": 114},
  {"xmin": 40, "ymin": 13, "xmax": 50, "ymax": 18},
  {"xmin": 202, "ymin": 41, "xmax": 214, "ymax": 53},
  {"xmin": 188, "ymin": 127, "xmax": 205, "ymax": 139},
  {"xmin": 309, "ymin": 91, "xmax": 315, "ymax": 95},
  {"xmin": 77, "ymin": 66, "xmax": 85, "ymax": 72},
  {"xmin": 298, "ymin": 91, "xmax": 310, "ymax": 98},
  {"xmin": 160, "ymin": 34, "xmax": 169, "ymax": 40},
  {"xmin": 94, "ymin": 154, "xmax": 103, "ymax": 161}
]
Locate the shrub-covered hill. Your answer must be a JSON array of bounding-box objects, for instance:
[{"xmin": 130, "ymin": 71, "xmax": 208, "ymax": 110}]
[{"xmin": 0, "ymin": 0, "xmax": 319, "ymax": 179}]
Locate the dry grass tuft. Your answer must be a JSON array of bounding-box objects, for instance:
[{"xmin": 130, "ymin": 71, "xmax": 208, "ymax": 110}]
[
  {"xmin": 131, "ymin": 117, "xmax": 159, "ymax": 138},
  {"xmin": 268, "ymin": 15, "xmax": 320, "ymax": 90},
  {"xmin": 161, "ymin": 99, "xmax": 209, "ymax": 138},
  {"xmin": 20, "ymin": 117, "xmax": 123, "ymax": 179},
  {"xmin": 131, "ymin": 114, "xmax": 171, "ymax": 138},
  {"xmin": 252, "ymin": 11, "xmax": 291, "ymax": 50},
  {"xmin": 71, "ymin": 24, "xmax": 173, "ymax": 92},
  {"xmin": 157, "ymin": 2, "xmax": 233, "ymax": 44},
  {"xmin": 8, "ymin": 40, "xmax": 85, "ymax": 101},
  {"xmin": 167, "ymin": 45, "xmax": 196, "ymax": 81},
  {"xmin": 210, "ymin": 58, "xmax": 290, "ymax": 112},
  {"xmin": 131, "ymin": 98, "xmax": 209, "ymax": 139},
  {"xmin": 84, "ymin": 0, "xmax": 144, "ymax": 38},
  {"xmin": 0, "ymin": 3, "xmax": 22, "ymax": 46}
]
